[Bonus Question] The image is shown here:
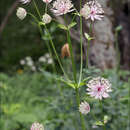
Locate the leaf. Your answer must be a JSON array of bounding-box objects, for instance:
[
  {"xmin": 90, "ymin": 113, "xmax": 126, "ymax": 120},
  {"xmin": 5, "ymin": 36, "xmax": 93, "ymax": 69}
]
[
  {"xmin": 58, "ymin": 24, "xmax": 68, "ymax": 30},
  {"xmin": 68, "ymin": 22, "xmax": 77, "ymax": 29},
  {"xmin": 39, "ymin": 22, "xmax": 45, "ymax": 26},
  {"xmin": 94, "ymin": 121, "xmax": 104, "ymax": 126},
  {"xmin": 84, "ymin": 33, "xmax": 94, "ymax": 41}
]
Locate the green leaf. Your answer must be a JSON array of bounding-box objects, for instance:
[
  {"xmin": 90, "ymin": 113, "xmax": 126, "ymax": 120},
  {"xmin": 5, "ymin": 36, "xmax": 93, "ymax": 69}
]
[
  {"xmin": 115, "ymin": 25, "xmax": 122, "ymax": 32},
  {"xmin": 84, "ymin": 33, "xmax": 94, "ymax": 41},
  {"xmin": 94, "ymin": 121, "xmax": 104, "ymax": 126},
  {"xmin": 39, "ymin": 22, "xmax": 45, "ymax": 26},
  {"xmin": 58, "ymin": 24, "xmax": 68, "ymax": 30},
  {"xmin": 68, "ymin": 22, "xmax": 77, "ymax": 29}
]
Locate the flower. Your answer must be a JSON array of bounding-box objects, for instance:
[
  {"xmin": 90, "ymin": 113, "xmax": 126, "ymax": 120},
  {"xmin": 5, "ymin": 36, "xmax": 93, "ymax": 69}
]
[
  {"xmin": 87, "ymin": 77, "xmax": 112, "ymax": 100},
  {"xmin": 20, "ymin": 0, "xmax": 31, "ymax": 4},
  {"xmin": 79, "ymin": 101, "xmax": 90, "ymax": 115},
  {"xmin": 42, "ymin": 0, "xmax": 52, "ymax": 3},
  {"xmin": 80, "ymin": 0, "xmax": 104, "ymax": 21},
  {"xmin": 20, "ymin": 59, "xmax": 25, "ymax": 65},
  {"xmin": 47, "ymin": 58, "xmax": 53, "ymax": 64},
  {"xmin": 30, "ymin": 122, "xmax": 44, "ymax": 130},
  {"xmin": 42, "ymin": 13, "xmax": 52, "ymax": 24},
  {"xmin": 39, "ymin": 56, "xmax": 46, "ymax": 63},
  {"xmin": 61, "ymin": 43, "xmax": 70, "ymax": 58},
  {"xmin": 51, "ymin": 0, "xmax": 75, "ymax": 16},
  {"xmin": 16, "ymin": 7, "xmax": 27, "ymax": 20}
]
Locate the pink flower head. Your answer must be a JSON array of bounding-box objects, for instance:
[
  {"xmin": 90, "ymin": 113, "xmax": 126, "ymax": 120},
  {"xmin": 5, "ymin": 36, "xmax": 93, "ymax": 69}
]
[
  {"xmin": 87, "ymin": 77, "xmax": 112, "ymax": 100},
  {"xmin": 51, "ymin": 0, "xmax": 75, "ymax": 16},
  {"xmin": 30, "ymin": 122, "xmax": 44, "ymax": 130},
  {"xmin": 80, "ymin": 0, "xmax": 104, "ymax": 21},
  {"xmin": 20, "ymin": 0, "xmax": 31, "ymax": 4},
  {"xmin": 42, "ymin": 0, "xmax": 52, "ymax": 3},
  {"xmin": 79, "ymin": 101, "xmax": 90, "ymax": 115}
]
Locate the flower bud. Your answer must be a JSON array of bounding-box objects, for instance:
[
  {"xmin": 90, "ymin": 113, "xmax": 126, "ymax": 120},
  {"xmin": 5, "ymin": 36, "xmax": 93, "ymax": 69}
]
[
  {"xmin": 42, "ymin": 13, "xmax": 52, "ymax": 24},
  {"xmin": 61, "ymin": 43, "xmax": 70, "ymax": 58},
  {"xmin": 16, "ymin": 7, "xmax": 27, "ymax": 20}
]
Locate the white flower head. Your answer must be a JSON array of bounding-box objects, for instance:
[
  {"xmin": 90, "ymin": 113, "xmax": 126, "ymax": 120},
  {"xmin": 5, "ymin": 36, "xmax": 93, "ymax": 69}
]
[
  {"xmin": 42, "ymin": 0, "xmax": 52, "ymax": 3},
  {"xmin": 42, "ymin": 13, "xmax": 52, "ymax": 24},
  {"xmin": 79, "ymin": 101, "xmax": 90, "ymax": 115},
  {"xmin": 16, "ymin": 7, "xmax": 27, "ymax": 20},
  {"xmin": 87, "ymin": 77, "xmax": 112, "ymax": 100},
  {"xmin": 30, "ymin": 122, "xmax": 44, "ymax": 130},
  {"xmin": 47, "ymin": 58, "xmax": 53, "ymax": 64},
  {"xmin": 39, "ymin": 56, "xmax": 46, "ymax": 63},
  {"xmin": 31, "ymin": 66, "xmax": 36, "ymax": 71},
  {"xmin": 45, "ymin": 53, "xmax": 51, "ymax": 58},
  {"xmin": 20, "ymin": 59, "xmax": 25, "ymax": 65},
  {"xmin": 20, "ymin": 0, "xmax": 31, "ymax": 4},
  {"xmin": 80, "ymin": 0, "xmax": 104, "ymax": 21},
  {"xmin": 51, "ymin": 0, "xmax": 75, "ymax": 16}
]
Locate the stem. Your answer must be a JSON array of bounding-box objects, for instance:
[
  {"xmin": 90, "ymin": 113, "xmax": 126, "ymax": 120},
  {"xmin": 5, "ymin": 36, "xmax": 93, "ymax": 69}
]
[
  {"xmin": 67, "ymin": 30, "xmax": 77, "ymax": 83},
  {"xmin": 33, "ymin": 0, "xmax": 42, "ymax": 19},
  {"xmin": 75, "ymin": 87, "xmax": 86, "ymax": 130},
  {"xmin": 78, "ymin": 0, "xmax": 83, "ymax": 86},
  {"xmin": 44, "ymin": 25, "xmax": 69, "ymax": 80},
  {"xmin": 86, "ymin": 22, "xmax": 92, "ymax": 68},
  {"xmin": 115, "ymin": 32, "xmax": 120, "ymax": 71}
]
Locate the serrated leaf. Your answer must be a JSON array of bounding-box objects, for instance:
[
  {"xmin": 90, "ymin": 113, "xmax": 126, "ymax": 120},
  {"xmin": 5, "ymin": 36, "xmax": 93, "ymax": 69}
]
[
  {"xmin": 58, "ymin": 24, "xmax": 67, "ymax": 30},
  {"xmin": 68, "ymin": 22, "xmax": 77, "ymax": 29}
]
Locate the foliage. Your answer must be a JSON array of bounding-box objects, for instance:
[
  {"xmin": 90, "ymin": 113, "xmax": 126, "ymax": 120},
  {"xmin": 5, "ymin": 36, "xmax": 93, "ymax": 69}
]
[{"xmin": 0, "ymin": 68, "xmax": 129, "ymax": 130}]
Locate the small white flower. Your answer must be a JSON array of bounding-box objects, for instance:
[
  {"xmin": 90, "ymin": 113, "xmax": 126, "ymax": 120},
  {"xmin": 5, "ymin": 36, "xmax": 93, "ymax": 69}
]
[
  {"xmin": 39, "ymin": 56, "xmax": 46, "ymax": 63},
  {"xmin": 16, "ymin": 7, "xmax": 27, "ymax": 20},
  {"xmin": 42, "ymin": 0, "xmax": 52, "ymax": 3},
  {"xmin": 45, "ymin": 53, "xmax": 50, "ymax": 58},
  {"xmin": 47, "ymin": 58, "xmax": 53, "ymax": 64},
  {"xmin": 51, "ymin": 0, "xmax": 75, "ymax": 16},
  {"xmin": 26, "ymin": 56, "xmax": 32, "ymax": 61},
  {"xmin": 30, "ymin": 122, "xmax": 44, "ymax": 130},
  {"xmin": 27, "ymin": 60, "xmax": 33, "ymax": 66},
  {"xmin": 79, "ymin": 101, "xmax": 90, "ymax": 115},
  {"xmin": 87, "ymin": 77, "xmax": 112, "ymax": 100},
  {"xmin": 20, "ymin": 0, "xmax": 31, "ymax": 4},
  {"xmin": 42, "ymin": 13, "xmax": 52, "ymax": 24},
  {"xmin": 20, "ymin": 59, "xmax": 25, "ymax": 65},
  {"xmin": 31, "ymin": 66, "xmax": 36, "ymax": 71},
  {"xmin": 80, "ymin": 0, "xmax": 104, "ymax": 21}
]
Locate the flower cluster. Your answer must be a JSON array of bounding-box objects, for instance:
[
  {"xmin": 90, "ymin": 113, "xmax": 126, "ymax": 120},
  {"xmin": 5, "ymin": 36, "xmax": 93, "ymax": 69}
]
[
  {"xmin": 51, "ymin": 0, "xmax": 75, "ymax": 16},
  {"xmin": 39, "ymin": 53, "xmax": 53, "ymax": 64},
  {"xmin": 79, "ymin": 101, "xmax": 90, "ymax": 115},
  {"xmin": 80, "ymin": 0, "xmax": 104, "ymax": 21},
  {"xmin": 16, "ymin": 7, "xmax": 27, "ymax": 20},
  {"xmin": 30, "ymin": 122, "xmax": 44, "ymax": 130},
  {"xmin": 42, "ymin": 13, "xmax": 52, "ymax": 24},
  {"xmin": 87, "ymin": 77, "xmax": 112, "ymax": 100}
]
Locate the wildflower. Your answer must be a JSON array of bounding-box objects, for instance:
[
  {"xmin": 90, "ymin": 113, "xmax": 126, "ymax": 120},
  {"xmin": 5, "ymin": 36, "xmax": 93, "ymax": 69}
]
[
  {"xmin": 51, "ymin": 0, "xmax": 75, "ymax": 16},
  {"xmin": 27, "ymin": 60, "xmax": 33, "ymax": 66},
  {"xmin": 79, "ymin": 101, "xmax": 90, "ymax": 115},
  {"xmin": 42, "ymin": 0, "xmax": 52, "ymax": 3},
  {"xmin": 87, "ymin": 77, "xmax": 112, "ymax": 100},
  {"xmin": 31, "ymin": 66, "xmax": 36, "ymax": 71},
  {"xmin": 42, "ymin": 13, "xmax": 52, "ymax": 24},
  {"xmin": 80, "ymin": 0, "xmax": 104, "ymax": 21},
  {"xmin": 47, "ymin": 58, "xmax": 53, "ymax": 64},
  {"xmin": 20, "ymin": 59, "xmax": 25, "ymax": 65},
  {"xmin": 16, "ymin": 7, "xmax": 27, "ymax": 20},
  {"xmin": 39, "ymin": 56, "xmax": 46, "ymax": 63},
  {"xmin": 45, "ymin": 53, "xmax": 50, "ymax": 58},
  {"xmin": 20, "ymin": 0, "xmax": 31, "ymax": 4},
  {"xmin": 61, "ymin": 43, "xmax": 70, "ymax": 58},
  {"xmin": 30, "ymin": 122, "xmax": 44, "ymax": 130}
]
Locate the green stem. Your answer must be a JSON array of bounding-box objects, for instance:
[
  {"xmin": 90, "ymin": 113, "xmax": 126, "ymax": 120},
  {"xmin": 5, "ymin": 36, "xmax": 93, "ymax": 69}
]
[
  {"xmin": 67, "ymin": 30, "xmax": 77, "ymax": 83},
  {"xmin": 86, "ymin": 22, "xmax": 92, "ymax": 68},
  {"xmin": 115, "ymin": 32, "xmax": 120, "ymax": 71},
  {"xmin": 75, "ymin": 87, "xmax": 86, "ymax": 130},
  {"xmin": 44, "ymin": 25, "xmax": 69, "ymax": 80},
  {"xmin": 33, "ymin": 0, "xmax": 42, "ymax": 19}
]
